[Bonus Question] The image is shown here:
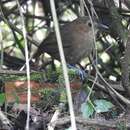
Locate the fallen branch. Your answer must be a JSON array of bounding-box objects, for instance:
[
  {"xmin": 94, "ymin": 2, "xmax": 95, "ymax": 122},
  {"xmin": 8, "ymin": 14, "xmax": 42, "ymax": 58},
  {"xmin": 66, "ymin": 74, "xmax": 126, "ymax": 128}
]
[{"xmin": 52, "ymin": 116, "xmax": 130, "ymax": 129}]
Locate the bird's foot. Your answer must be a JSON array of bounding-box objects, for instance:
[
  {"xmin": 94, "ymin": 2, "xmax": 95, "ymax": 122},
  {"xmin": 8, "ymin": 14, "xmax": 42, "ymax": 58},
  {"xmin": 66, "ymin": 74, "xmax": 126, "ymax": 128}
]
[
  {"xmin": 77, "ymin": 68, "xmax": 87, "ymax": 80},
  {"xmin": 67, "ymin": 64, "xmax": 86, "ymax": 81}
]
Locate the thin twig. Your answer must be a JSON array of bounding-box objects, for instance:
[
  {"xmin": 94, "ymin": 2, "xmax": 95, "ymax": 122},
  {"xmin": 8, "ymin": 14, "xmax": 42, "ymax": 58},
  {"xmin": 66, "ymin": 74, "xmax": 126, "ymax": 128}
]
[
  {"xmin": 49, "ymin": 0, "xmax": 77, "ymax": 130},
  {"xmin": 0, "ymin": 15, "xmax": 39, "ymax": 47},
  {"xmin": 0, "ymin": 29, "xmax": 3, "ymax": 69},
  {"xmin": 83, "ymin": 0, "xmax": 98, "ymax": 105},
  {"xmin": 16, "ymin": 1, "xmax": 31, "ymax": 130}
]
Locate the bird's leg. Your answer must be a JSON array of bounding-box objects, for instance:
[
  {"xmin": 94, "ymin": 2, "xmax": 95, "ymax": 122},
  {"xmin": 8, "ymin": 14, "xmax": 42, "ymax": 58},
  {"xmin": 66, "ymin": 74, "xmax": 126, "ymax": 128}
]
[{"xmin": 67, "ymin": 64, "xmax": 87, "ymax": 81}]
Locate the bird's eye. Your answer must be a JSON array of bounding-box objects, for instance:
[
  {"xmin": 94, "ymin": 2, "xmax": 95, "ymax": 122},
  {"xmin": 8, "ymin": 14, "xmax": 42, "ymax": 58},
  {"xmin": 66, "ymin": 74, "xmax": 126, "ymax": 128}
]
[{"xmin": 87, "ymin": 22, "xmax": 92, "ymax": 27}]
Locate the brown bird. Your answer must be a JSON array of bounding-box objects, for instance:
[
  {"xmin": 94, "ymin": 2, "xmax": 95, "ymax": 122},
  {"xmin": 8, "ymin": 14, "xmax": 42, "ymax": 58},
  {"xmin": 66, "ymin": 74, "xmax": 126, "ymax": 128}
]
[{"xmin": 33, "ymin": 17, "xmax": 104, "ymax": 64}]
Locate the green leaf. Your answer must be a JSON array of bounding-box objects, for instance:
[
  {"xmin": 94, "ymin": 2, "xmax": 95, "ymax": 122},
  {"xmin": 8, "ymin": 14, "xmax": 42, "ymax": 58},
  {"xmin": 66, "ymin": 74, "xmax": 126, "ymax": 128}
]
[
  {"xmin": 13, "ymin": 92, "xmax": 20, "ymax": 104},
  {"xmin": 0, "ymin": 93, "xmax": 5, "ymax": 106},
  {"xmin": 65, "ymin": 127, "xmax": 72, "ymax": 130},
  {"xmin": 81, "ymin": 102, "xmax": 94, "ymax": 118},
  {"xmin": 117, "ymin": 121, "xmax": 127, "ymax": 130},
  {"xmin": 94, "ymin": 99, "xmax": 114, "ymax": 113},
  {"xmin": 59, "ymin": 88, "xmax": 67, "ymax": 103}
]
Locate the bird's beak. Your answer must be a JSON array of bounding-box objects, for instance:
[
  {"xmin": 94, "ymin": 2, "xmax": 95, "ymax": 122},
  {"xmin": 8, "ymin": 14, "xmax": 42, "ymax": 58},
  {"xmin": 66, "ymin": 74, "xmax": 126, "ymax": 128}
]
[{"xmin": 96, "ymin": 23, "xmax": 109, "ymax": 31}]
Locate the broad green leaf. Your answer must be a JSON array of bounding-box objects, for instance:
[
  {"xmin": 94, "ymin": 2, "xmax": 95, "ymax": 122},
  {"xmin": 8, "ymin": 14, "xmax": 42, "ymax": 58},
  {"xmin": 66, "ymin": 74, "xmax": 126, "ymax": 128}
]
[
  {"xmin": 81, "ymin": 102, "xmax": 94, "ymax": 118},
  {"xmin": 0, "ymin": 93, "xmax": 5, "ymax": 106},
  {"xmin": 94, "ymin": 99, "xmax": 114, "ymax": 113}
]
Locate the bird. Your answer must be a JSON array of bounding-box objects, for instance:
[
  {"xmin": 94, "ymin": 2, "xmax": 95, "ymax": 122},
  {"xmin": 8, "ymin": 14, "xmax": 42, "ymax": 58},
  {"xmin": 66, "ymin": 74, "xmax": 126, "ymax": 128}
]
[
  {"xmin": 33, "ymin": 16, "xmax": 99, "ymax": 64},
  {"xmin": 33, "ymin": 17, "xmax": 108, "ymax": 80}
]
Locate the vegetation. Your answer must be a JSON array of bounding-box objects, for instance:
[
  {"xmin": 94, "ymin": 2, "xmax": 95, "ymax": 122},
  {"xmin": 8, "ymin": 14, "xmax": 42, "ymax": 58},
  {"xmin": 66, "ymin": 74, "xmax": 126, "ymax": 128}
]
[{"xmin": 0, "ymin": 0, "xmax": 130, "ymax": 130}]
